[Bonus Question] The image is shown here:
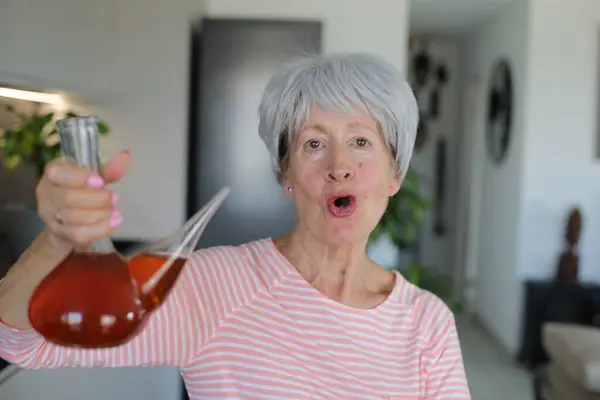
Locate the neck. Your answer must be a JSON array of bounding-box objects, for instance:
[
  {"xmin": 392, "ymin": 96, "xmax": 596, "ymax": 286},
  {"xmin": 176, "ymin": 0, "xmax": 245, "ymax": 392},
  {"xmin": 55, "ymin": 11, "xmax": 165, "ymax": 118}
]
[
  {"xmin": 280, "ymin": 224, "xmax": 370, "ymax": 280},
  {"xmin": 273, "ymin": 224, "xmax": 395, "ymax": 309}
]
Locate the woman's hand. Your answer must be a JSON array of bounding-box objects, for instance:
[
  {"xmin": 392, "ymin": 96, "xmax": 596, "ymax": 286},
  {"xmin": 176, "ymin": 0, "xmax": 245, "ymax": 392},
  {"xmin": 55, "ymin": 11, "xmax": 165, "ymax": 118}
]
[{"xmin": 36, "ymin": 150, "xmax": 131, "ymax": 252}]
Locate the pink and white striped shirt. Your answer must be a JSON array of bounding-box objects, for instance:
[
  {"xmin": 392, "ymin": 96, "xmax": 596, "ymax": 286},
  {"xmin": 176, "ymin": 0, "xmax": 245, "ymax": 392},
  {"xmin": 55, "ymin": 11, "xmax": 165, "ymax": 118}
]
[{"xmin": 0, "ymin": 238, "xmax": 471, "ymax": 399}]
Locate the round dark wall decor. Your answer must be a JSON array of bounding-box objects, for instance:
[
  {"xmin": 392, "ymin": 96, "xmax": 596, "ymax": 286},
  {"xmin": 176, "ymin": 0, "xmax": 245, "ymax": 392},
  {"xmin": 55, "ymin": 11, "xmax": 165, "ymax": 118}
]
[{"xmin": 486, "ymin": 58, "xmax": 513, "ymax": 164}]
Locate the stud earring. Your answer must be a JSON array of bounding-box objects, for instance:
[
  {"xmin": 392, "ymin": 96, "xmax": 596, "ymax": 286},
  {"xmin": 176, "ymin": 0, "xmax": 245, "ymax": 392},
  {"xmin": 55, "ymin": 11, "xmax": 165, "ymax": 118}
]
[{"xmin": 287, "ymin": 186, "xmax": 292, "ymax": 193}]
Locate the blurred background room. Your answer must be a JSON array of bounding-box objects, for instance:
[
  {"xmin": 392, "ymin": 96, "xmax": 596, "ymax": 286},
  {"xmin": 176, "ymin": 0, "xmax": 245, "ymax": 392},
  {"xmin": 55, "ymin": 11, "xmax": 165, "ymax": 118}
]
[{"xmin": 2, "ymin": 0, "xmax": 600, "ymax": 399}]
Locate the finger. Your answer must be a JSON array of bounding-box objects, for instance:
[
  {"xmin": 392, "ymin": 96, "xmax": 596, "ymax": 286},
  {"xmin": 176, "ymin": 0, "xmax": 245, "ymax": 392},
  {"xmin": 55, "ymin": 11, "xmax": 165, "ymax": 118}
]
[
  {"xmin": 44, "ymin": 159, "xmax": 104, "ymax": 189},
  {"xmin": 48, "ymin": 218, "xmax": 121, "ymax": 247},
  {"xmin": 59, "ymin": 187, "xmax": 116, "ymax": 209},
  {"xmin": 37, "ymin": 198, "xmax": 58, "ymax": 227},
  {"xmin": 36, "ymin": 180, "xmax": 65, "ymax": 225},
  {"xmin": 54, "ymin": 208, "xmax": 118, "ymax": 227},
  {"xmin": 102, "ymin": 150, "xmax": 131, "ymax": 184}
]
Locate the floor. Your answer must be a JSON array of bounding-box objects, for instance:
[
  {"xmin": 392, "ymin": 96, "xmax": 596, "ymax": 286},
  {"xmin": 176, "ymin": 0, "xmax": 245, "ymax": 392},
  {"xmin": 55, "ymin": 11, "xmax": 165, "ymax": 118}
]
[{"xmin": 457, "ymin": 316, "xmax": 534, "ymax": 400}]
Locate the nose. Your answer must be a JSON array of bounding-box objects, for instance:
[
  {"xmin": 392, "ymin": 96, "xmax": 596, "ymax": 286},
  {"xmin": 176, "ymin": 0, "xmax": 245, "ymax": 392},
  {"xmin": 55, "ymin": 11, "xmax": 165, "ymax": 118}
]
[
  {"xmin": 327, "ymin": 168, "xmax": 354, "ymax": 182},
  {"xmin": 326, "ymin": 151, "xmax": 355, "ymax": 183}
]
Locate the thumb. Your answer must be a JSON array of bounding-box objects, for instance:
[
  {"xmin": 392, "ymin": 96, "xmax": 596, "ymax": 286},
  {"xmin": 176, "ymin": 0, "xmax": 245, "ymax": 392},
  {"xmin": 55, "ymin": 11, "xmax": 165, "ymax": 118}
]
[{"xmin": 101, "ymin": 150, "xmax": 131, "ymax": 183}]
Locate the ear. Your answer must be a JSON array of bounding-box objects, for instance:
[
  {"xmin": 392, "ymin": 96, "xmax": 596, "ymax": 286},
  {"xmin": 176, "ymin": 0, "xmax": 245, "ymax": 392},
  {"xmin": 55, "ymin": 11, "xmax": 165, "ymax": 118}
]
[
  {"xmin": 388, "ymin": 168, "xmax": 402, "ymax": 197},
  {"xmin": 284, "ymin": 185, "xmax": 293, "ymax": 197},
  {"xmin": 389, "ymin": 179, "xmax": 401, "ymax": 197},
  {"xmin": 282, "ymin": 178, "xmax": 293, "ymax": 197},
  {"xmin": 280, "ymin": 161, "xmax": 294, "ymax": 198}
]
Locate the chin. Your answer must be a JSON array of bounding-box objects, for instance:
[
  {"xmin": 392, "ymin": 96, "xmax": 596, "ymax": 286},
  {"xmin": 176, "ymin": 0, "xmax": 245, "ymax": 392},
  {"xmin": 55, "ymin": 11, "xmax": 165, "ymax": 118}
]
[{"xmin": 321, "ymin": 224, "xmax": 370, "ymax": 247}]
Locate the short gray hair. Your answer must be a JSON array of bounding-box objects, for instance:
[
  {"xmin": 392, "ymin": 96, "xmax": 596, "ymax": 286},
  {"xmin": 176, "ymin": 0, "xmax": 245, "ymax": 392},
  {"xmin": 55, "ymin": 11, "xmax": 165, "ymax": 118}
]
[{"xmin": 258, "ymin": 52, "xmax": 419, "ymax": 183}]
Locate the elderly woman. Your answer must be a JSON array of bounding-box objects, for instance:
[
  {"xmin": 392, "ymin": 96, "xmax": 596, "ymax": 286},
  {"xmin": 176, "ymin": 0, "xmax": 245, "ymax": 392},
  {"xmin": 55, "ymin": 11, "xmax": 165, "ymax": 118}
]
[{"xmin": 0, "ymin": 53, "xmax": 470, "ymax": 399}]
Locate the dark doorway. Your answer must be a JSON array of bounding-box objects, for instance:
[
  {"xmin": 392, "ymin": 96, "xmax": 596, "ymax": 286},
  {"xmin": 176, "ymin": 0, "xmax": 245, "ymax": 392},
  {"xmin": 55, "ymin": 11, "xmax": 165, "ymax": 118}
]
[{"xmin": 187, "ymin": 18, "xmax": 322, "ymax": 249}]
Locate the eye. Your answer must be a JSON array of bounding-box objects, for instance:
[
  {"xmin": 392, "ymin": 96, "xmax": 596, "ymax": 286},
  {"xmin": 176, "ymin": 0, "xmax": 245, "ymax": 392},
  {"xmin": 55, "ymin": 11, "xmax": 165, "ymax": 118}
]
[
  {"xmin": 354, "ymin": 137, "xmax": 370, "ymax": 147},
  {"xmin": 306, "ymin": 139, "xmax": 321, "ymax": 149}
]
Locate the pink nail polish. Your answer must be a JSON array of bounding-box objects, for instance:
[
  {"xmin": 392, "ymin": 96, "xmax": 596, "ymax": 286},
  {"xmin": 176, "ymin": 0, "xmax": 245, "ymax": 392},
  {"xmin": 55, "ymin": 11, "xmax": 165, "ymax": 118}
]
[
  {"xmin": 111, "ymin": 193, "xmax": 119, "ymax": 205},
  {"xmin": 109, "ymin": 210, "xmax": 122, "ymax": 228},
  {"xmin": 87, "ymin": 175, "xmax": 105, "ymax": 188}
]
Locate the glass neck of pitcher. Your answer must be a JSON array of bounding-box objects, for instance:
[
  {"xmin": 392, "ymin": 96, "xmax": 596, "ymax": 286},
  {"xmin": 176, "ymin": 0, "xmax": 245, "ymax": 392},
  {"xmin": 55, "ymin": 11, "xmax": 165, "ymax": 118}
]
[{"xmin": 56, "ymin": 116, "xmax": 116, "ymax": 254}]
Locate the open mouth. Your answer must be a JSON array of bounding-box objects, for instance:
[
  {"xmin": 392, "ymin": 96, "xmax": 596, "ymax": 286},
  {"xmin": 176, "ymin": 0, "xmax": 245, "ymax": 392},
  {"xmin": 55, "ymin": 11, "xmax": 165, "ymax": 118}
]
[{"xmin": 327, "ymin": 194, "xmax": 357, "ymax": 217}]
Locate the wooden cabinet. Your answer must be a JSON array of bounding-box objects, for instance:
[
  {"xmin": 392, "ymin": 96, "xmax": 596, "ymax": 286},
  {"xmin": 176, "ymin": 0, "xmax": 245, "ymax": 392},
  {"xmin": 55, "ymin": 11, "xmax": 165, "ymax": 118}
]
[{"xmin": 518, "ymin": 280, "xmax": 600, "ymax": 370}]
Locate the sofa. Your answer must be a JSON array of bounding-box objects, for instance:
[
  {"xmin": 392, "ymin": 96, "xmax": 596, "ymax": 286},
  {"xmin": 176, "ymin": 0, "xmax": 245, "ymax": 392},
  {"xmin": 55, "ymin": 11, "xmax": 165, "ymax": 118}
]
[{"xmin": 542, "ymin": 322, "xmax": 600, "ymax": 399}]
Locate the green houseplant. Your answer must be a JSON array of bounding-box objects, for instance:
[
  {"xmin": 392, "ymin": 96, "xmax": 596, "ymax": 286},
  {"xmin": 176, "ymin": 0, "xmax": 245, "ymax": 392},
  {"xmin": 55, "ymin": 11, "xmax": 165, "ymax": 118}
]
[
  {"xmin": 369, "ymin": 169, "xmax": 463, "ymax": 313},
  {"xmin": 0, "ymin": 104, "xmax": 110, "ymax": 178},
  {"xmin": 370, "ymin": 170, "xmax": 429, "ymax": 248}
]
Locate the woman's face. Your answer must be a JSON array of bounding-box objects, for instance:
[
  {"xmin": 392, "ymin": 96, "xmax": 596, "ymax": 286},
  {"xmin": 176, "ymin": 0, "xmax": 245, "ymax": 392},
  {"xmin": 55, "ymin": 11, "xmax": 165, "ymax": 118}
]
[{"xmin": 284, "ymin": 104, "xmax": 401, "ymax": 246}]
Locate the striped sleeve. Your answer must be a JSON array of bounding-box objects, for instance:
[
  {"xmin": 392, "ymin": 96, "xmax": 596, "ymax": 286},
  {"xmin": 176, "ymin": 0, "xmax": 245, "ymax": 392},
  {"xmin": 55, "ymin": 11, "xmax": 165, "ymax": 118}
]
[
  {"xmin": 420, "ymin": 298, "xmax": 471, "ymax": 399},
  {"xmin": 0, "ymin": 248, "xmax": 238, "ymax": 370}
]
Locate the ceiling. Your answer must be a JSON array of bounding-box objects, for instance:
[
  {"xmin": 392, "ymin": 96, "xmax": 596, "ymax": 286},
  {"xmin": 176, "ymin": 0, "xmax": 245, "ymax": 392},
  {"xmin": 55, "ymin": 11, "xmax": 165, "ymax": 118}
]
[{"xmin": 409, "ymin": 0, "xmax": 515, "ymax": 34}]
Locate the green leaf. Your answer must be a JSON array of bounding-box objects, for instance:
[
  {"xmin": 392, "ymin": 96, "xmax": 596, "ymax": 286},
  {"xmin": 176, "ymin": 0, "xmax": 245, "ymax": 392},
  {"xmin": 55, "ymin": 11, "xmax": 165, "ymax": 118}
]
[
  {"xmin": 3, "ymin": 129, "xmax": 20, "ymax": 155},
  {"xmin": 385, "ymin": 219, "xmax": 402, "ymax": 246},
  {"xmin": 4, "ymin": 154, "xmax": 21, "ymax": 171},
  {"xmin": 19, "ymin": 128, "xmax": 37, "ymax": 157},
  {"xmin": 369, "ymin": 223, "xmax": 383, "ymax": 243},
  {"xmin": 369, "ymin": 168, "xmax": 431, "ymax": 250},
  {"xmin": 412, "ymin": 206, "xmax": 424, "ymax": 225},
  {"xmin": 405, "ymin": 263, "xmax": 422, "ymax": 285},
  {"xmin": 40, "ymin": 112, "xmax": 54, "ymax": 131},
  {"xmin": 40, "ymin": 144, "xmax": 60, "ymax": 165},
  {"xmin": 0, "ymin": 109, "xmax": 113, "ymax": 175},
  {"xmin": 401, "ymin": 222, "xmax": 418, "ymax": 245},
  {"xmin": 397, "ymin": 262, "xmax": 464, "ymax": 314},
  {"xmin": 98, "ymin": 121, "xmax": 110, "ymax": 135}
]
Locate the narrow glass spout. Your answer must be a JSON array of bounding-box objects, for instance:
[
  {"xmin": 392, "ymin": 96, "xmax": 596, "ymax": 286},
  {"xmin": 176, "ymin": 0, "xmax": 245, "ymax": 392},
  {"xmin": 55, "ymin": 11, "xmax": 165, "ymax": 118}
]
[
  {"xmin": 125, "ymin": 187, "xmax": 230, "ymax": 311},
  {"xmin": 56, "ymin": 116, "xmax": 116, "ymax": 254}
]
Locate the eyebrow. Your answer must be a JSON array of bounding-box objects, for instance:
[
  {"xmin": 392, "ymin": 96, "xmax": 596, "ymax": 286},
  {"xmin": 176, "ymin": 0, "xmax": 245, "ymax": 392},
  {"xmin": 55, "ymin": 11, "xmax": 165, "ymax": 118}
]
[
  {"xmin": 300, "ymin": 124, "xmax": 329, "ymax": 134},
  {"xmin": 300, "ymin": 122, "xmax": 375, "ymax": 134}
]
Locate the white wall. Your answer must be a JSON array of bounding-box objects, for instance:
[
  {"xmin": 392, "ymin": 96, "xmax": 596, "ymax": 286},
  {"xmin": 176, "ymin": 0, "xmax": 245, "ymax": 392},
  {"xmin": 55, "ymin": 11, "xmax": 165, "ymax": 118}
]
[
  {"xmin": 465, "ymin": 0, "xmax": 600, "ymax": 355},
  {"xmin": 0, "ymin": 0, "xmax": 111, "ymax": 99},
  {"xmin": 205, "ymin": 0, "xmax": 410, "ymax": 72},
  {"xmin": 463, "ymin": 0, "xmax": 529, "ymax": 354},
  {"xmin": 520, "ymin": 0, "xmax": 600, "ymax": 283}
]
